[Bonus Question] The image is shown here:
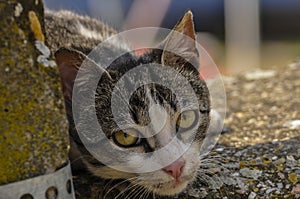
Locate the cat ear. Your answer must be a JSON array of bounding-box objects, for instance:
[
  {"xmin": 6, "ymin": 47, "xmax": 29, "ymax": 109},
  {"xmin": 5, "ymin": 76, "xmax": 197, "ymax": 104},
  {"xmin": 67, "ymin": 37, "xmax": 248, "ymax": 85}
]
[
  {"xmin": 161, "ymin": 10, "xmax": 199, "ymax": 69},
  {"xmin": 55, "ymin": 47, "xmax": 85, "ymax": 102},
  {"xmin": 55, "ymin": 47, "xmax": 110, "ymax": 102}
]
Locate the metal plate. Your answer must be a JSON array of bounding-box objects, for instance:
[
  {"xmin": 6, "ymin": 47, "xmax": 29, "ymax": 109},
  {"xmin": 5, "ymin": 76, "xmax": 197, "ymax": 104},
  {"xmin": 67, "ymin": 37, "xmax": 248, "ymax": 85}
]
[{"xmin": 0, "ymin": 162, "xmax": 75, "ymax": 199}]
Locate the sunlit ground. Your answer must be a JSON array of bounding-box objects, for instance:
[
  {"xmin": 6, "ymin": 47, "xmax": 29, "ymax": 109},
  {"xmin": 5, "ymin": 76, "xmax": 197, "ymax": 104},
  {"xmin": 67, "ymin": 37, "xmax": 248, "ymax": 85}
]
[{"xmin": 204, "ymin": 39, "xmax": 300, "ymax": 75}]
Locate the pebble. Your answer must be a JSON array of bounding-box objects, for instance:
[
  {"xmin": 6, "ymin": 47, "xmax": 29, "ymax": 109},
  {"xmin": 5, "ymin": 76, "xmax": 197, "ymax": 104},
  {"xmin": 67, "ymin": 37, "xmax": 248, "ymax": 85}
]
[
  {"xmin": 248, "ymin": 191, "xmax": 256, "ymax": 199},
  {"xmin": 272, "ymin": 156, "xmax": 278, "ymax": 161},
  {"xmin": 240, "ymin": 168, "xmax": 262, "ymax": 180},
  {"xmin": 244, "ymin": 70, "xmax": 276, "ymax": 80},
  {"xmin": 277, "ymin": 183, "xmax": 283, "ymax": 189},
  {"xmin": 283, "ymin": 120, "xmax": 300, "ymax": 129},
  {"xmin": 287, "ymin": 158, "xmax": 298, "ymax": 167},
  {"xmin": 289, "ymin": 62, "xmax": 300, "ymax": 69},
  {"xmin": 266, "ymin": 180, "xmax": 275, "ymax": 186},
  {"xmin": 266, "ymin": 188, "xmax": 277, "ymax": 194},
  {"xmin": 223, "ymin": 163, "xmax": 240, "ymax": 169},
  {"xmin": 275, "ymin": 190, "xmax": 280, "ymax": 195},
  {"xmin": 292, "ymin": 184, "xmax": 300, "ymax": 194},
  {"xmin": 274, "ymin": 157, "xmax": 286, "ymax": 164},
  {"xmin": 215, "ymin": 147, "xmax": 225, "ymax": 152}
]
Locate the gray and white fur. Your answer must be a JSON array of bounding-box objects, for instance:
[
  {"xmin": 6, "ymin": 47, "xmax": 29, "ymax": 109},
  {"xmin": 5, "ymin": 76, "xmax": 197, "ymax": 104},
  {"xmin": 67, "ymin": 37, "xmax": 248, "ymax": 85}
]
[{"xmin": 45, "ymin": 10, "xmax": 211, "ymax": 196}]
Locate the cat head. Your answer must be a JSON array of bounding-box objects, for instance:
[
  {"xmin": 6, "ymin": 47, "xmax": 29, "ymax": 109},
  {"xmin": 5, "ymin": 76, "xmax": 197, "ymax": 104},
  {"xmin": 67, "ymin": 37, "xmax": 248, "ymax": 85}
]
[{"xmin": 55, "ymin": 10, "xmax": 210, "ymax": 196}]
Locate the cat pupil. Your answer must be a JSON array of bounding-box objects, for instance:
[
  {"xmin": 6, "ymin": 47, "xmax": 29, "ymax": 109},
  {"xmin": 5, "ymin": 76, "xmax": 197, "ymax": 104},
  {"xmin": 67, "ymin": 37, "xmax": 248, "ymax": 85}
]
[{"xmin": 123, "ymin": 132, "xmax": 128, "ymax": 138}]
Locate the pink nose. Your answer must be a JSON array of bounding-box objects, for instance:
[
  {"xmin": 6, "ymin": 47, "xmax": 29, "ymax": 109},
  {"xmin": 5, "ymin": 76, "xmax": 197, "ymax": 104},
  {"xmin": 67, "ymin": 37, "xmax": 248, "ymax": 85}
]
[{"xmin": 162, "ymin": 158, "xmax": 185, "ymax": 180}]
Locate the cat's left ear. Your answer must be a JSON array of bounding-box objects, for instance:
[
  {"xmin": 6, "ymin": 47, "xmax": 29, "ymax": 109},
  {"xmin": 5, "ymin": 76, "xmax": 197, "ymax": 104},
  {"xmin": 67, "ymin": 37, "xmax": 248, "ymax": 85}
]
[{"xmin": 161, "ymin": 10, "xmax": 199, "ymax": 69}]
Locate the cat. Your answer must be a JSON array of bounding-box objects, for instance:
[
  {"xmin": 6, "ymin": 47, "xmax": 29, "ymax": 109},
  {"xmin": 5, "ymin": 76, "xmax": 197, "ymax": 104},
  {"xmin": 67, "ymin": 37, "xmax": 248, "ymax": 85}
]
[{"xmin": 45, "ymin": 9, "xmax": 211, "ymax": 197}]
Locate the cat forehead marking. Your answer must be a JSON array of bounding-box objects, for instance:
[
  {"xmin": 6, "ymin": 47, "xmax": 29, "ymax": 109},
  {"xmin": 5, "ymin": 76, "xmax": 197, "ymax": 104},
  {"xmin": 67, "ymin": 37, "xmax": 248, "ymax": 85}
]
[{"xmin": 146, "ymin": 88, "xmax": 168, "ymax": 136}]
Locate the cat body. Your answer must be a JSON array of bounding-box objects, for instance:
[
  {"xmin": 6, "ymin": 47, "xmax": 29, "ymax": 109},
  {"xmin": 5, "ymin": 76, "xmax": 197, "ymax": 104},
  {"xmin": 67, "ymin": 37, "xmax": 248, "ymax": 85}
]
[{"xmin": 45, "ymin": 10, "xmax": 210, "ymax": 196}]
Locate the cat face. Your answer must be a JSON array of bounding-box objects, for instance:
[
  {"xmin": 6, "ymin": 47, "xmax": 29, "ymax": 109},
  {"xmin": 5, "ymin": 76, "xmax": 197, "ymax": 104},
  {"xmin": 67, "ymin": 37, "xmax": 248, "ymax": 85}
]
[{"xmin": 55, "ymin": 11, "xmax": 210, "ymax": 196}]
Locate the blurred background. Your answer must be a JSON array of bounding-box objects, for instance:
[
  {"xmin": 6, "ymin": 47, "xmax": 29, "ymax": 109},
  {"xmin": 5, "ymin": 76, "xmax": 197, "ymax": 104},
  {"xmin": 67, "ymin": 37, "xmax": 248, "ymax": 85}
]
[{"xmin": 44, "ymin": 0, "xmax": 300, "ymax": 74}]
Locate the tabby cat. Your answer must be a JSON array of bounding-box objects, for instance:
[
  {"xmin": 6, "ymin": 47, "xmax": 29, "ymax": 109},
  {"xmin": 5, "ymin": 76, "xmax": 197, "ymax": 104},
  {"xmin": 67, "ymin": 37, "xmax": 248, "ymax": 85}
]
[{"xmin": 45, "ymin": 10, "xmax": 210, "ymax": 196}]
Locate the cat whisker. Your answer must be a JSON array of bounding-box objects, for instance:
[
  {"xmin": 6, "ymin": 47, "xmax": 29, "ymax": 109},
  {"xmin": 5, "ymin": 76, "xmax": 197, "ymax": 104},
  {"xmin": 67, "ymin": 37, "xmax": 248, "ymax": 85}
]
[
  {"xmin": 103, "ymin": 177, "xmax": 139, "ymax": 199},
  {"xmin": 152, "ymin": 190, "xmax": 156, "ymax": 199},
  {"xmin": 70, "ymin": 154, "xmax": 91, "ymax": 165},
  {"xmin": 138, "ymin": 188, "xmax": 147, "ymax": 199},
  {"xmin": 129, "ymin": 185, "xmax": 146, "ymax": 199},
  {"xmin": 139, "ymin": 187, "xmax": 152, "ymax": 199},
  {"xmin": 102, "ymin": 178, "xmax": 115, "ymax": 196},
  {"xmin": 117, "ymin": 181, "xmax": 143, "ymax": 199}
]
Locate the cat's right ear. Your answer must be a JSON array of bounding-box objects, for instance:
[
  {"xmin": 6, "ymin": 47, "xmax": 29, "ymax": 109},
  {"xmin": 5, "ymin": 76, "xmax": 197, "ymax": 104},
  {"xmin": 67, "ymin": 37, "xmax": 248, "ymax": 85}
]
[
  {"xmin": 55, "ymin": 47, "xmax": 85, "ymax": 102},
  {"xmin": 55, "ymin": 47, "xmax": 111, "ymax": 102}
]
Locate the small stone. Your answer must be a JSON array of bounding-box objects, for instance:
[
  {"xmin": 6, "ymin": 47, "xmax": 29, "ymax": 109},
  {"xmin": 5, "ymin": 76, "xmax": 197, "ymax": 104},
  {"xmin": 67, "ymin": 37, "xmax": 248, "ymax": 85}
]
[
  {"xmin": 236, "ymin": 189, "xmax": 245, "ymax": 194},
  {"xmin": 248, "ymin": 191, "xmax": 256, "ymax": 199},
  {"xmin": 240, "ymin": 168, "xmax": 262, "ymax": 180},
  {"xmin": 274, "ymin": 157, "xmax": 286, "ymax": 164},
  {"xmin": 270, "ymin": 106, "xmax": 278, "ymax": 111},
  {"xmin": 292, "ymin": 184, "xmax": 300, "ymax": 194},
  {"xmin": 236, "ymin": 112, "xmax": 244, "ymax": 118},
  {"xmin": 289, "ymin": 62, "xmax": 300, "ymax": 69},
  {"xmin": 244, "ymin": 70, "xmax": 276, "ymax": 80},
  {"xmin": 260, "ymin": 187, "xmax": 267, "ymax": 194},
  {"xmin": 253, "ymin": 187, "xmax": 259, "ymax": 192},
  {"xmin": 283, "ymin": 120, "xmax": 300, "ymax": 129},
  {"xmin": 266, "ymin": 180, "xmax": 275, "ymax": 187},
  {"xmin": 224, "ymin": 163, "xmax": 240, "ymax": 169},
  {"xmin": 277, "ymin": 183, "xmax": 283, "ymax": 189},
  {"xmin": 272, "ymin": 156, "xmax": 278, "ymax": 161},
  {"xmin": 257, "ymin": 183, "xmax": 263, "ymax": 188},
  {"xmin": 215, "ymin": 147, "xmax": 224, "ymax": 152},
  {"xmin": 255, "ymin": 157, "xmax": 262, "ymax": 164},
  {"xmin": 266, "ymin": 188, "xmax": 276, "ymax": 195},
  {"xmin": 286, "ymin": 155, "xmax": 298, "ymax": 167},
  {"xmin": 287, "ymin": 155, "xmax": 296, "ymax": 161}
]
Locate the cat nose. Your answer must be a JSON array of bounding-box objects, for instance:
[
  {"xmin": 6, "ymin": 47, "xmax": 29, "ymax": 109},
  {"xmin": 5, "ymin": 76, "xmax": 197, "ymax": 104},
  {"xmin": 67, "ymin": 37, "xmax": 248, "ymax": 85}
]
[{"xmin": 162, "ymin": 158, "xmax": 185, "ymax": 180}]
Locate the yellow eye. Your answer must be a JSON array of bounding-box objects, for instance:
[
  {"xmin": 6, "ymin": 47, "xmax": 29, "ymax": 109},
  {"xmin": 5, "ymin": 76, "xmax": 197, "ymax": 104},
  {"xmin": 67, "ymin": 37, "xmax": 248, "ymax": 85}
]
[
  {"xmin": 112, "ymin": 129, "xmax": 140, "ymax": 147},
  {"xmin": 176, "ymin": 110, "xmax": 198, "ymax": 130}
]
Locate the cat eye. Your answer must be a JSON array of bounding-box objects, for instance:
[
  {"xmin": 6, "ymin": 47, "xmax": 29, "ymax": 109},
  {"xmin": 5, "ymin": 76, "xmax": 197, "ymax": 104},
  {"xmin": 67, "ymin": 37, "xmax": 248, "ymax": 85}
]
[
  {"xmin": 112, "ymin": 129, "xmax": 141, "ymax": 147},
  {"xmin": 176, "ymin": 110, "xmax": 198, "ymax": 130}
]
